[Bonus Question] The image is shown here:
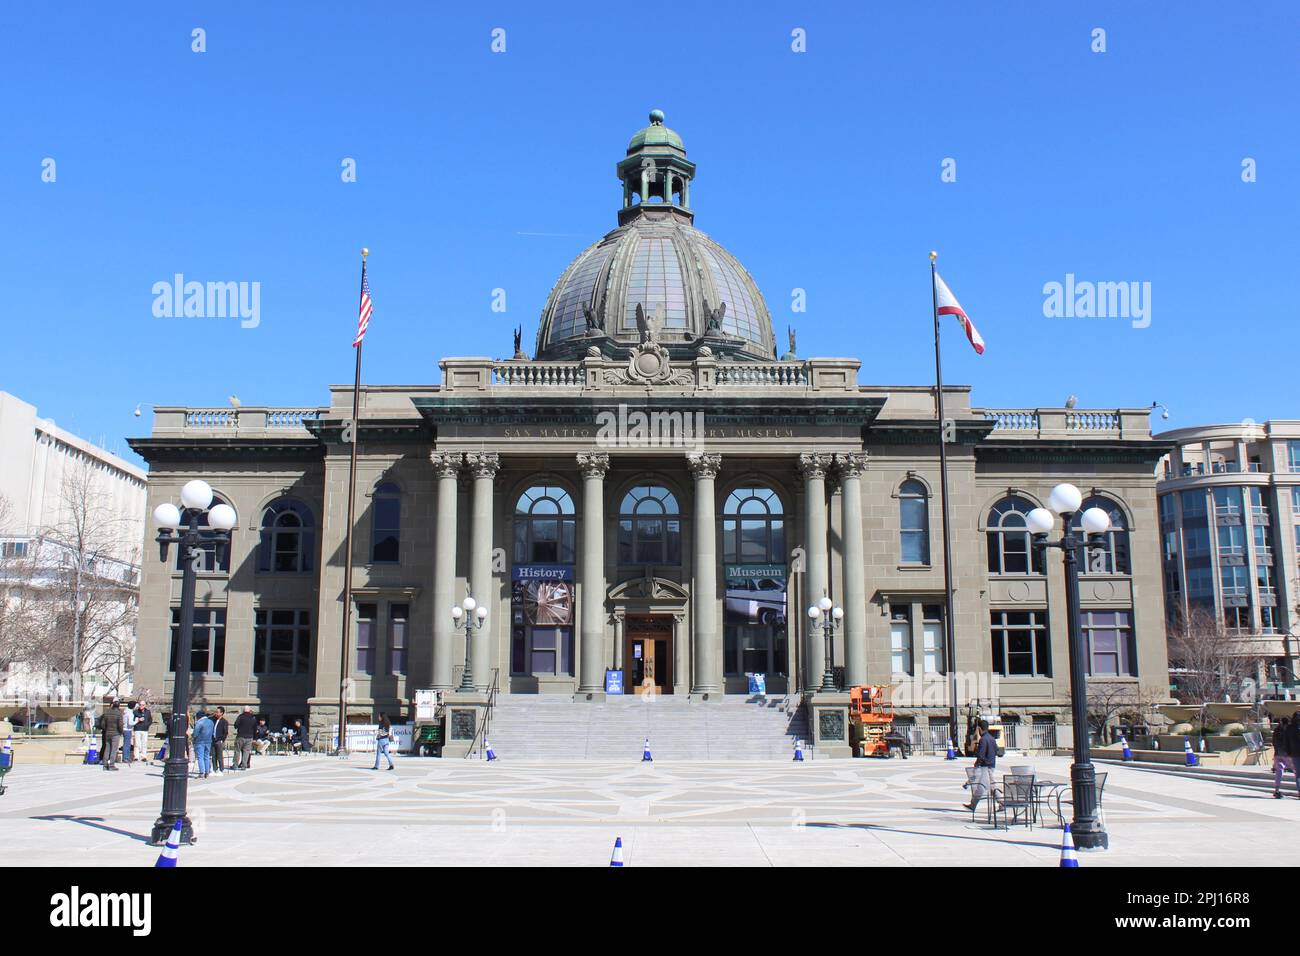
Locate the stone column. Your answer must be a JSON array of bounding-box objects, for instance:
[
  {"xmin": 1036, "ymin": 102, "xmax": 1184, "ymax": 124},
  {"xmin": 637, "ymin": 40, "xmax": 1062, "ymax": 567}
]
[
  {"xmin": 664, "ymin": 170, "xmax": 675, "ymax": 204},
  {"xmin": 577, "ymin": 453, "xmax": 610, "ymax": 695},
  {"xmin": 836, "ymin": 453, "xmax": 869, "ymax": 687},
  {"xmin": 465, "ymin": 453, "xmax": 500, "ymax": 691},
  {"xmin": 430, "ymin": 452, "xmax": 463, "ymax": 689},
  {"xmin": 799, "ymin": 454, "xmax": 832, "ymax": 688},
  {"xmin": 688, "ymin": 453, "xmax": 722, "ymax": 696}
]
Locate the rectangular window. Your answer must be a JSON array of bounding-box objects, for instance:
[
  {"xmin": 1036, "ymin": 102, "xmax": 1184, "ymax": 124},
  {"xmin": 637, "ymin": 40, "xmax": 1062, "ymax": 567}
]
[
  {"xmin": 921, "ymin": 604, "xmax": 946, "ymax": 674},
  {"xmin": 1224, "ymin": 605, "xmax": 1252, "ymax": 631},
  {"xmin": 390, "ymin": 603, "xmax": 408, "ymax": 675},
  {"xmin": 1289, "ymin": 441, "xmax": 1300, "ymax": 473},
  {"xmin": 1220, "ymin": 565, "xmax": 1249, "ymax": 598},
  {"xmin": 1082, "ymin": 610, "xmax": 1135, "ymax": 677},
  {"xmin": 1213, "ymin": 487, "xmax": 1243, "ymax": 517},
  {"xmin": 169, "ymin": 608, "xmax": 227, "ymax": 674},
  {"xmin": 1260, "ymin": 606, "xmax": 1279, "ymax": 633},
  {"xmin": 253, "ymin": 609, "xmax": 312, "ymax": 675},
  {"xmin": 900, "ymin": 499, "xmax": 929, "ymax": 564},
  {"xmin": 1217, "ymin": 523, "xmax": 1245, "ymax": 558},
  {"xmin": 1158, "ymin": 494, "xmax": 1176, "ymax": 524},
  {"xmin": 1180, "ymin": 490, "xmax": 1207, "ymax": 519},
  {"xmin": 889, "ymin": 607, "xmax": 912, "ymax": 676},
  {"xmin": 355, "ymin": 603, "xmax": 377, "ymax": 675},
  {"xmin": 990, "ymin": 610, "xmax": 1051, "ymax": 678}
]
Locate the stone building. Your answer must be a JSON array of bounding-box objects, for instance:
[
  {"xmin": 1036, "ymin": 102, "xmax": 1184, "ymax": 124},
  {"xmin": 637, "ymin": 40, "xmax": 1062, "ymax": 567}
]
[
  {"xmin": 129, "ymin": 111, "xmax": 1170, "ymax": 753},
  {"xmin": 1155, "ymin": 419, "xmax": 1300, "ymax": 695}
]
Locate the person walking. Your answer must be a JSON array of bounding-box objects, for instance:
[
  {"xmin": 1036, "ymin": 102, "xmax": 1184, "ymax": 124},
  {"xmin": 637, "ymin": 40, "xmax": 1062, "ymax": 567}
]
[
  {"xmin": 372, "ymin": 715, "xmax": 395, "ymax": 771},
  {"xmin": 117, "ymin": 701, "xmax": 133, "ymax": 765},
  {"xmin": 964, "ymin": 719, "xmax": 998, "ymax": 815},
  {"xmin": 211, "ymin": 706, "xmax": 229, "ymax": 776},
  {"xmin": 233, "ymin": 706, "xmax": 258, "ymax": 770},
  {"xmin": 1277, "ymin": 715, "xmax": 1300, "ymax": 800},
  {"xmin": 102, "ymin": 700, "xmax": 122, "ymax": 771},
  {"xmin": 132, "ymin": 701, "xmax": 152, "ymax": 764},
  {"xmin": 192, "ymin": 710, "xmax": 215, "ymax": 779}
]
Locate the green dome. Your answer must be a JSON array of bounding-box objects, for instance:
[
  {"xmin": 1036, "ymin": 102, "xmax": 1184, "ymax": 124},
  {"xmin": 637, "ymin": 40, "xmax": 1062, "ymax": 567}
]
[{"xmin": 627, "ymin": 109, "xmax": 684, "ymax": 153}]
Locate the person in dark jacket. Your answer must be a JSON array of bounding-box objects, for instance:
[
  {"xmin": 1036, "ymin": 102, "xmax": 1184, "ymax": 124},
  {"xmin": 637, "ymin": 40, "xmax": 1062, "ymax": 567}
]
[
  {"xmin": 210, "ymin": 707, "xmax": 229, "ymax": 776},
  {"xmin": 1276, "ymin": 716, "xmax": 1300, "ymax": 799},
  {"xmin": 964, "ymin": 720, "xmax": 998, "ymax": 812},
  {"xmin": 233, "ymin": 706, "xmax": 258, "ymax": 770},
  {"xmin": 101, "ymin": 700, "xmax": 122, "ymax": 771}
]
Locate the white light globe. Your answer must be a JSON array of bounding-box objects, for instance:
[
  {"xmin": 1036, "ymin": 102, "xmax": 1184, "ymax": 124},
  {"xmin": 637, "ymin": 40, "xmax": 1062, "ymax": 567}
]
[
  {"xmin": 1048, "ymin": 483, "xmax": 1082, "ymax": 515},
  {"xmin": 450, "ymin": 606, "xmax": 463, "ymax": 621},
  {"xmin": 180, "ymin": 479, "xmax": 214, "ymax": 511},
  {"xmin": 1081, "ymin": 507, "xmax": 1112, "ymax": 535},
  {"xmin": 462, "ymin": 596, "xmax": 477, "ymax": 612},
  {"xmin": 153, "ymin": 503, "xmax": 181, "ymax": 530},
  {"xmin": 475, "ymin": 604, "xmax": 488, "ymax": 620},
  {"xmin": 1025, "ymin": 507, "xmax": 1056, "ymax": 535},
  {"xmin": 832, "ymin": 607, "xmax": 844, "ymax": 620},
  {"xmin": 207, "ymin": 503, "xmax": 237, "ymax": 531},
  {"xmin": 817, "ymin": 596, "xmax": 832, "ymax": 611},
  {"xmin": 807, "ymin": 606, "xmax": 821, "ymax": 619}
]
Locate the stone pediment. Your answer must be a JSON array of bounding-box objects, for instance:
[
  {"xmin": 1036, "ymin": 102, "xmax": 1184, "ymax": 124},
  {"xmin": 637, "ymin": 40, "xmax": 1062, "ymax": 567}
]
[{"xmin": 608, "ymin": 575, "xmax": 689, "ymax": 603}]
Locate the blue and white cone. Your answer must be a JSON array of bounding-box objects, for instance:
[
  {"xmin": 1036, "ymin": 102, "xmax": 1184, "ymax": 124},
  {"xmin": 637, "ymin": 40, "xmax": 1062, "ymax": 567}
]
[
  {"xmin": 1120, "ymin": 735, "xmax": 1132, "ymax": 761},
  {"xmin": 2, "ymin": 734, "xmax": 12, "ymax": 758},
  {"xmin": 157, "ymin": 742, "xmax": 167, "ymax": 762},
  {"xmin": 945, "ymin": 739, "xmax": 957, "ymax": 760},
  {"xmin": 641, "ymin": 738, "xmax": 652, "ymax": 763},
  {"xmin": 793, "ymin": 739, "xmax": 804, "ymax": 762},
  {"xmin": 485, "ymin": 739, "xmax": 497, "ymax": 761},
  {"xmin": 610, "ymin": 836, "xmax": 624, "ymax": 867},
  {"xmin": 1059, "ymin": 824, "xmax": 1079, "ymax": 867},
  {"xmin": 154, "ymin": 821, "xmax": 183, "ymax": 867},
  {"xmin": 1184, "ymin": 737, "xmax": 1198, "ymax": 766},
  {"xmin": 85, "ymin": 736, "xmax": 99, "ymax": 764}
]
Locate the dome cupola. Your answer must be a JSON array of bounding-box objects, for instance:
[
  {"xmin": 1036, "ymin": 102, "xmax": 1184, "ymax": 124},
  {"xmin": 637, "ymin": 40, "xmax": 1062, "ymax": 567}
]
[{"xmin": 534, "ymin": 110, "xmax": 775, "ymax": 363}]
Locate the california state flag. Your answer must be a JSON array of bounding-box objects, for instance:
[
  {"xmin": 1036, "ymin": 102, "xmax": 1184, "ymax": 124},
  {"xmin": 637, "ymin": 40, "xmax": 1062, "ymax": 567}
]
[{"xmin": 934, "ymin": 271, "xmax": 986, "ymax": 355}]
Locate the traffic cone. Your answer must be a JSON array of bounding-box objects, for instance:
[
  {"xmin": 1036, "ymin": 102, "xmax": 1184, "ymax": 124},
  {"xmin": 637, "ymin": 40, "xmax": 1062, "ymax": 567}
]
[
  {"xmin": 1120, "ymin": 735, "xmax": 1132, "ymax": 761},
  {"xmin": 641, "ymin": 738, "xmax": 652, "ymax": 763},
  {"xmin": 2, "ymin": 735, "xmax": 12, "ymax": 759},
  {"xmin": 793, "ymin": 739, "xmax": 804, "ymax": 762},
  {"xmin": 485, "ymin": 738, "xmax": 497, "ymax": 761},
  {"xmin": 85, "ymin": 735, "xmax": 99, "ymax": 765},
  {"xmin": 1059, "ymin": 824, "xmax": 1079, "ymax": 868},
  {"xmin": 154, "ymin": 821, "xmax": 183, "ymax": 867},
  {"xmin": 609, "ymin": 836, "xmax": 624, "ymax": 867},
  {"xmin": 945, "ymin": 738, "xmax": 957, "ymax": 760},
  {"xmin": 1183, "ymin": 737, "xmax": 1198, "ymax": 767}
]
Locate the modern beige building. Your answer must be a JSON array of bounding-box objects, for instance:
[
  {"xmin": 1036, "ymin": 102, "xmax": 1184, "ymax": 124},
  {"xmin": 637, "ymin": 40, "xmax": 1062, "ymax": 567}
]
[
  {"xmin": 129, "ymin": 112, "xmax": 1171, "ymax": 752},
  {"xmin": 1155, "ymin": 420, "xmax": 1300, "ymax": 694}
]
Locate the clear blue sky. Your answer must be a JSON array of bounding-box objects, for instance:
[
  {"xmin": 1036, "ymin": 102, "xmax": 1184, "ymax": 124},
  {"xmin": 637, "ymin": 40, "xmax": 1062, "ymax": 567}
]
[{"xmin": 4, "ymin": 1, "xmax": 1296, "ymax": 468}]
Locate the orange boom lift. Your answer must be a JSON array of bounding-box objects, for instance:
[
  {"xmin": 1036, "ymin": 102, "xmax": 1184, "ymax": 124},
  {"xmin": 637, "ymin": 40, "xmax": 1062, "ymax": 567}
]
[{"xmin": 848, "ymin": 684, "xmax": 898, "ymax": 757}]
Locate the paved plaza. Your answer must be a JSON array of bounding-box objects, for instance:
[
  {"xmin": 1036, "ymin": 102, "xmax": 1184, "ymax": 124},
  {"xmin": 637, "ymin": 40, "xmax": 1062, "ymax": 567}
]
[{"xmin": 2, "ymin": 754, "xmax": 1296, "ymax": 867}]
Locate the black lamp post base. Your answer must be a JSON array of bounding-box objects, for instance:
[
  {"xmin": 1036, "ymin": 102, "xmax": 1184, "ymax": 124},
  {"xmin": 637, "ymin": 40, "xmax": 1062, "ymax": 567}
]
[
  {"xmin": 1072, "ymin": 828, "xmax": 1109, "ymax": 850},
  {"xmin": 149, "ymin": 815, "xmax": 195, "ymax": 847}
]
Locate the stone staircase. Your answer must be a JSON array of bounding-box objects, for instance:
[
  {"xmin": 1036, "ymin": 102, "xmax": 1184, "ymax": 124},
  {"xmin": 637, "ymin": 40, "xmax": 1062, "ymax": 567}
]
[{"xmin": 479, "ymin": 693, "xmax": 810, "ymax": 760}]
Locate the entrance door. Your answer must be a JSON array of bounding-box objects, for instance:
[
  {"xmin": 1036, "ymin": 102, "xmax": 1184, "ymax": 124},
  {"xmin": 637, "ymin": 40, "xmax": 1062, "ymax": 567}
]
[{"xmin": 626, "ymin": 618, "xmax": 672, "ymax": 695}]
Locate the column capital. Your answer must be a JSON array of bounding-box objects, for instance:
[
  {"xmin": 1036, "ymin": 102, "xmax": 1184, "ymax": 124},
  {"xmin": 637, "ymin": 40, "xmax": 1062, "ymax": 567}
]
[
  {"xmin": 834, "ymin": 452, "xmax": 869, "ymax": 480},
  {"xmin": 798, "ymin": 453, "xmax": 834, "ymax": 481},
  {"xmin": 577, "ymin": 452, "xmax": 611, "ymax": 480},
  {"xmin": 430, "ymin": 451, "xmax": 464, "ymax": 479},
  {"xmin": 686, "ymin": 452, "xmax": 722, "ymax": 481},
  {"xmin": 465, "ymin": 452, "xmax": 501, "ymax": 479}
]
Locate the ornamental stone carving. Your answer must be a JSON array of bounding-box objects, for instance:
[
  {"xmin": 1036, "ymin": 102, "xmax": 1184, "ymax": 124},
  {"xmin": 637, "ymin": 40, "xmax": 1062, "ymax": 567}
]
[
  {"xmin": 798, "ymin": 453, "xmax": 833, "ymax": 481},
  {"xmin": 603, "ymin": 339, "xmax": 695, "ymax": 386},
  {"xmin": 834, "ymin": 452, "xmax": 868, "ymax": 480},
  {"xmin": 686, "ymin": 452, "xmax": 722, "ymax": 481},
  {"xmin": 430, "ymin": 451, "xmax": 463, "ymax": 478},
  {"xmin": 465, "ymin": 452, "xmax": 500, "ymax": 479},
  {"xmin": 577, "ymin": 452, "xmax": 611, "ymax": 479}
]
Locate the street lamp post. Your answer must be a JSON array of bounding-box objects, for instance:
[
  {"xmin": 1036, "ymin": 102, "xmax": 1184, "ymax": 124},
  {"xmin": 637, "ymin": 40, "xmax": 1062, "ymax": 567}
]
[
  {"xmin": 452, "ymin": 589, "xmax": 489, "ymax": 693},
  {"xmin": 1026, "ymin": 482, "xmax": 1111, "ymax": 850},
  {"xmin": 807, "ymin": 593, "xmax": 844, "ymax": 693},
  {"xmin": 148, "ymin": 480, "xmax": 236, "ymax": 846}
]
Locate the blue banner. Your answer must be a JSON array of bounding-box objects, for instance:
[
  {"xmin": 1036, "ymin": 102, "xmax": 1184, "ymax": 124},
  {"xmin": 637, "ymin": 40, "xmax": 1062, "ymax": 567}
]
[{"xmin": 512, "ymin": 564, "xmax": 573, "ymax": 581}]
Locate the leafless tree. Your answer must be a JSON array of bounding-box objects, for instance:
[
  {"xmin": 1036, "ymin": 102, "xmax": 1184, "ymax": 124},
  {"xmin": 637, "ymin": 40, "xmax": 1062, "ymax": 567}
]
[
  {"xmin": 1167, "ymin": 606, "xmax": 1262, "ymax": 705},
  {"xmin": 1086, "ymin": 680, "xmax": 1165, "ymax": 738}
]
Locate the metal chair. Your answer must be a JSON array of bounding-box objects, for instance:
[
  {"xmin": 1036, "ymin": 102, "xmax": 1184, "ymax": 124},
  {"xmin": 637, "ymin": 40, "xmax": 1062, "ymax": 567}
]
[
  {"xmin": 1054, "ymin": 771, "xmax": 1108, "ymax": 828},
  {"xmin": 996, "ymin": 774, "xmax": 1035, "ymax": 829}
]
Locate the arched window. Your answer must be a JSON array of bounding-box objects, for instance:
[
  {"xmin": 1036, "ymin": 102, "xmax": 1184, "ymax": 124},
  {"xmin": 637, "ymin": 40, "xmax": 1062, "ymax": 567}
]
[
  {"xmin": 258, "ymin": 498, "xmax": 315, "ymax": 573},
  {"xmin": 371, "ymin": 482, "xmax": 401, "ymax": 564},
  {"xmin": 618, "ymin": 485, "xmax": 681, "ymax": 565},
  {"xmin": 513, "ymin": 485, "xmax": 576, "ymax": 564},
  {"xmin": 986, "ymin": 496, "xmax": 1045, "ymax": 575},
  {"xmin": 899, "ymin": 480, "xmax": 930, "ymax": 565},
  {"xmin": 1072, "ymin": 496, "xmax": 1131, "ymax": 575},
  {"xmin": 722, "ymin": 486, "xmax": 785, "ymax": 564},
  {"xmin": 176, "ymin": 493, "xmax": 233, "ymax": 573}
]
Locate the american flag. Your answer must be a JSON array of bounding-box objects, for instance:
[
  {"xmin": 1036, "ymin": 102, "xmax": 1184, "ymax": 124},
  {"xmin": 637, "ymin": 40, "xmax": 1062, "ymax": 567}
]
[{"xmin": 353, "ymin": 267, "xmax": 373, "ymax": 347}]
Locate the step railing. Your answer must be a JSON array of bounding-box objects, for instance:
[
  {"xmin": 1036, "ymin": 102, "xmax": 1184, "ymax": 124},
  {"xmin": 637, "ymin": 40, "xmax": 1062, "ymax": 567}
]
[{"xmin": 464, "ymin": 668, "xmax": 500, "ymax": 759}]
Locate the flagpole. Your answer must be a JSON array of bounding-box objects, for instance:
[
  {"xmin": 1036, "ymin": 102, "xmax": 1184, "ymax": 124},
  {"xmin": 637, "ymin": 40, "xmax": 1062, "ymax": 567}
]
[
  {"xmin": 337, "ymin": 247, "xmax": 368, "ymax": 755},
  {"xmin": 930, "ymin": 251, "xmax": 962, "ymax": 755}
]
